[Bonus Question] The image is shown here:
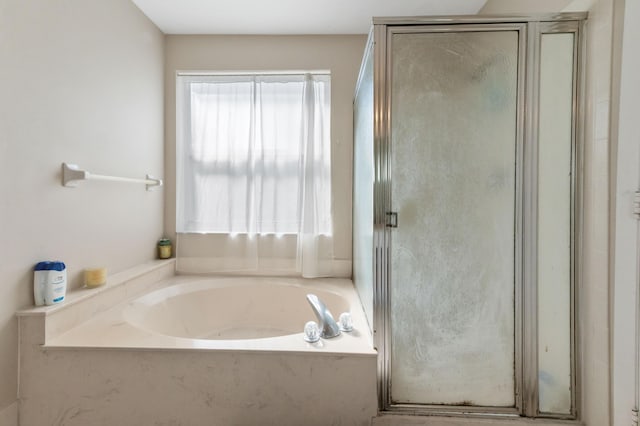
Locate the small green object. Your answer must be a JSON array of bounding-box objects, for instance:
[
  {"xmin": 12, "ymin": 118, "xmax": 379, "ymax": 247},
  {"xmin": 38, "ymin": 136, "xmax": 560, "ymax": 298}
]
[{"xmin": 158, "ymin": 238, "xmax": 171, "ymax": 246}]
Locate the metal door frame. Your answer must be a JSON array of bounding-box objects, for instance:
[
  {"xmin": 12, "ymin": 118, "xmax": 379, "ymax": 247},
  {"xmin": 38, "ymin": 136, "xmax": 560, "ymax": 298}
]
[{"xmin": 369, "ymin": 13, "xmax": 587, "ymax": 420}]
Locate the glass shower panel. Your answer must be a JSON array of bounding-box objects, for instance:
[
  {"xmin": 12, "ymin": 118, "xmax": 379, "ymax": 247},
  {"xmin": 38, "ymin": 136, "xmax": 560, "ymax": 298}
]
[
  {"xmin": 390, "ymin": 30, "xmax": 518, "ymax": 406},
  {"xmin": 537, "ymin": 32, "xmax": 574, "ymax": 415},
  {"xmin": 353, "ymin": 41, "xmax": 375, "ymax": 327}
]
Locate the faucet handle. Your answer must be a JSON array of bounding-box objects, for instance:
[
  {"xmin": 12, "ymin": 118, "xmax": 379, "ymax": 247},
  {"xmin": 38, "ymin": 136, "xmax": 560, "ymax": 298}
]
[
  {"xmin": 338, "ymin": 312, "xmax": 353, "ymax": 332},
  {"xmin": 303, "ymin": 321, "xmax": 321, "ymax": 343}
]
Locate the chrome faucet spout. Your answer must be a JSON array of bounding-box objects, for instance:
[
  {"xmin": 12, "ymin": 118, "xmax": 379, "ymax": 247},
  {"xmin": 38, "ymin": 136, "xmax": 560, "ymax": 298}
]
[{"xmin": 306, "ymin": 294, "xmax": 341, "ymax": 339}]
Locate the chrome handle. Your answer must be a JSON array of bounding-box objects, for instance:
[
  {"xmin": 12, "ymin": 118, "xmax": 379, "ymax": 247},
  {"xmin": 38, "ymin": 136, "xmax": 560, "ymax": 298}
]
[{"xmin": 386, "ymin": 211, "xmax": 398, "ymax": 228}]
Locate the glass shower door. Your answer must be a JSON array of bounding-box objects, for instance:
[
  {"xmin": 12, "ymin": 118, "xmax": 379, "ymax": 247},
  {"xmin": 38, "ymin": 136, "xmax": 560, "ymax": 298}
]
[{"xmin": 389, "ymin": 27, "xmax": 521, "ymax": 407}]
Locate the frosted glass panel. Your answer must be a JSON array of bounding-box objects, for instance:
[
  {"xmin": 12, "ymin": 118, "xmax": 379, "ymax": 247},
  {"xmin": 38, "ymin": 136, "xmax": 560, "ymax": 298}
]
[
  {"xmin": 390, "ymin": 31, "xmax": 518, "ymax": 406},
  {"xmin": 537, "ymin": 33, "xmax": 574, "ymax": 415},
  {"xmin": 353, "ymin": 42, "xmax": 375, "ymax": 327}
]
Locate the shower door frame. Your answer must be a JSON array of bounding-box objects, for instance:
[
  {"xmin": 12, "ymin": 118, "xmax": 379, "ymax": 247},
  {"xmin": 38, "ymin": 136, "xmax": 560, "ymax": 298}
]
[{"xmin": 370, "ymin": 14, "xmax": 587, "ymax": 420}]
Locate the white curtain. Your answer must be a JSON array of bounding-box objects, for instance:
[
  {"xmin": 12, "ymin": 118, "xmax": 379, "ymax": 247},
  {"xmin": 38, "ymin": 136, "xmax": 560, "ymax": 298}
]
[{"xmin": 176, "ymin": 73, "xmax": 334, "ymax": 277}]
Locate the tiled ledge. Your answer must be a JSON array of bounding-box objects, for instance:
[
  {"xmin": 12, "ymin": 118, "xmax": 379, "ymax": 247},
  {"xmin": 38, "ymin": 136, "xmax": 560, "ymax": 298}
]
[{"xmin": 17, "ymin": 259, "xmax": 175, "ymax": 343}]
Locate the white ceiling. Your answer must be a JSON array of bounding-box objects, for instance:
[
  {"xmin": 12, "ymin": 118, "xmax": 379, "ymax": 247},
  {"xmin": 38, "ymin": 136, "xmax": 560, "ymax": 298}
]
[{"xmin": 130, "ymin": 0, "xmax": 488, "ymax": 35}]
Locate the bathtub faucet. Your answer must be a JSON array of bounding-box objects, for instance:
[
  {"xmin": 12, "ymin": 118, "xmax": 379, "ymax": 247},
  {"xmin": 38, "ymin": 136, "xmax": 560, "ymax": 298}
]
[{"xmin": 306, "ymin": 294, "xmax": 341, "ymax": 339}]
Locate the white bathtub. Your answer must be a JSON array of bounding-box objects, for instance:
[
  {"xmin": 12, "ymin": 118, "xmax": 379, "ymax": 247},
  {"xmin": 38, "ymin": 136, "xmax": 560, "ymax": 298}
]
[
  {"xmin": 47, "ymin": 275, "xmax": 374, "ymax": 355},
  {"xmin": 124, "ymin": 279, "xmax": 351, "ymax": 340},
  {"xmin": 20, "ymin": 272, "xmax": 378, "ymax": 425}
]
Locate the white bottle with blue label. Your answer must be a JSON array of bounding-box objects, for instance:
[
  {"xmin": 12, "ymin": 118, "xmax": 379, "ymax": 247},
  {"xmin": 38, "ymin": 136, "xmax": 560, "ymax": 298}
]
[{"xmin": 34, "ymin": 261, "xmax": 67, "ymax": 306}]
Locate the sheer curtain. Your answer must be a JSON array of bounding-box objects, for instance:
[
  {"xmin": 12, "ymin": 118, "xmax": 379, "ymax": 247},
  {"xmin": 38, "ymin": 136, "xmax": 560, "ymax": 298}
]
[{"xmin": 176, "ymin": 73, "xmax": 334, "ymax": 277}]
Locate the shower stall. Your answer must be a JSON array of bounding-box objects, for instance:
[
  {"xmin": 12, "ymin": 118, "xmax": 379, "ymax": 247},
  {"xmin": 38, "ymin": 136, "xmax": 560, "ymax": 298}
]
[{"xmin": 353, "ymin": 14, "xmax": 586, "ymax": 419}]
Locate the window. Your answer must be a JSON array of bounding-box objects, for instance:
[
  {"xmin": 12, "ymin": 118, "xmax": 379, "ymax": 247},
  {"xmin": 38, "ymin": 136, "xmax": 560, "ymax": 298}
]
[{"xmin": 176, "ymin": 72, "xmax": 332, "ymax": 236}]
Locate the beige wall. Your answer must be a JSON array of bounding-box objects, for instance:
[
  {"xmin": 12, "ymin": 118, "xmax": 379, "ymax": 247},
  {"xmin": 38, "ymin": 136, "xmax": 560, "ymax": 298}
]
[
  {"xmin": 611, "ymin": 0, "xmax": 640, "ymax": 424},
  {"xmin": 479, "ymin": 0, "xmax": 573, "ymax": 14},
  {"xmin": 164, "ymin": 35, "xmax": 367, "ymax": 266},
  {"xmin": 0, "ymin": 0, "xmax": 165, "ymax": 417}
]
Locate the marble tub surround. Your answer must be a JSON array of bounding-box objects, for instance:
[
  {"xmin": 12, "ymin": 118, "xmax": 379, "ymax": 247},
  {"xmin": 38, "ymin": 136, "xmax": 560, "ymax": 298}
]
[
  {"xmin": 18, "ymin": 271, "xmax": 377, "ymax": 425},
  {"xmin": 19, "ymin": 347, "xmax": 377, "ymax": 426}
]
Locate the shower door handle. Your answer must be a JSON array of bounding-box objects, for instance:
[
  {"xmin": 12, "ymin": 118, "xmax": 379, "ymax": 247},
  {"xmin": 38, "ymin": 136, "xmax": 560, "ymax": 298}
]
[{"xmin": 386, "ymin": 212, "xmax": 398, "ymax": 228}]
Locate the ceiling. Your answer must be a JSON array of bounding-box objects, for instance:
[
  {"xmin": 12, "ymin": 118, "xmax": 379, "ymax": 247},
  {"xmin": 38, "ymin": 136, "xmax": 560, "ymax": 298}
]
[{"xmin": 130, "ymin": 0, "xmax": 488, "ymax": 35}]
